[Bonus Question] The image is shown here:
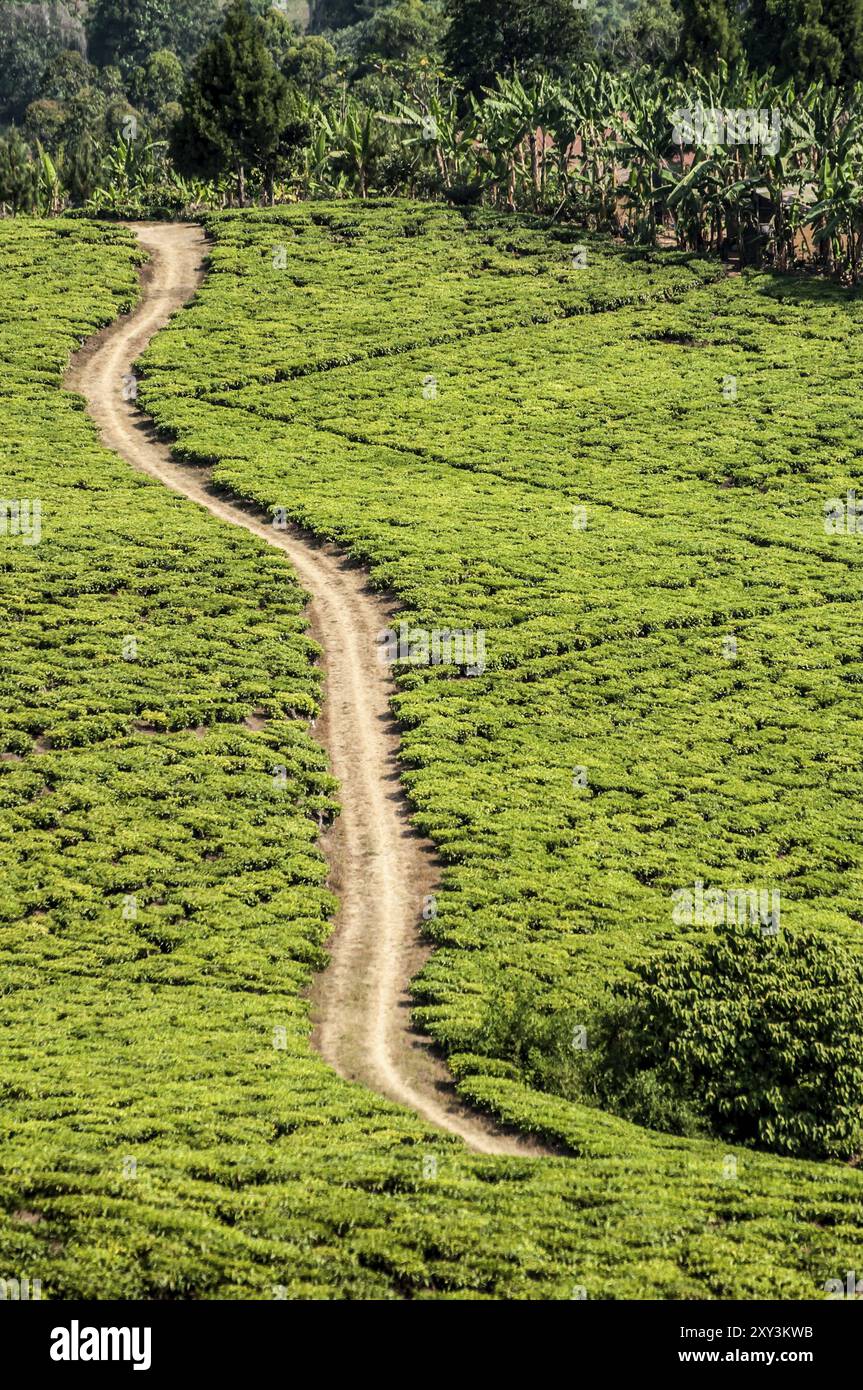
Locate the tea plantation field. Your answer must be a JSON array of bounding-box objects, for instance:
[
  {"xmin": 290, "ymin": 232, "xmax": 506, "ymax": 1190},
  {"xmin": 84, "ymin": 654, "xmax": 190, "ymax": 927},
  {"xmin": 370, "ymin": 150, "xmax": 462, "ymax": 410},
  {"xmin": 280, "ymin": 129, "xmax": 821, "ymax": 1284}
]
[
  {"xmin": 1, "ymin": 210, "xmax": 862, "ymax": 1299},
  {"xmin": 140, "ymin": 201, "xmax": 863, "ymax": 1118}
]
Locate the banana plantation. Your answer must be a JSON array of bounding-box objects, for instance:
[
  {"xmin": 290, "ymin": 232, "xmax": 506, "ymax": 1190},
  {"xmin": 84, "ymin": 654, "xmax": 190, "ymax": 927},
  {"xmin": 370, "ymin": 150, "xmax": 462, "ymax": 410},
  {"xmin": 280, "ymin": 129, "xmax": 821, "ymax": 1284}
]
[{"xmin": 2, "ymin": 61, "xmax": 862, "ymax": 282}]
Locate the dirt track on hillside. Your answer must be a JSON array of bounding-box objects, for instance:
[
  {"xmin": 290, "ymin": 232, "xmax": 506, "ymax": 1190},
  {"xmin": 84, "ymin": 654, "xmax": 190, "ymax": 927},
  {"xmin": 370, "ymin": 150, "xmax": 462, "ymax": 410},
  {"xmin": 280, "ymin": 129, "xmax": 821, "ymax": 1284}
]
[{"xmin": 65, "ymin": 220, "xmax": 544, "ymax": 1157}]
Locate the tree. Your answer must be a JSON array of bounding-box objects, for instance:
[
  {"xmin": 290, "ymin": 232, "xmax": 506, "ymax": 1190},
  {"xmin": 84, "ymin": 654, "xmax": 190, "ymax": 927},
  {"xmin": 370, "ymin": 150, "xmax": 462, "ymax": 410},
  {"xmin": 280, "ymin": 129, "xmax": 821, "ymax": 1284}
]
[
  {"xmin": 61, "ymin": 85, "xmax": 110, "ymax": 147},
  {"xmin": 132, "ymin": 49, "xmax": 186, "ymax": 112},
  {"xmin": 171, "ymin": 0, "xmax": 305, "ymax": 204},
  {"xmin": 678, "ymin": 0, "xmax": 742, "ymax": 68},
  {"xmin": 596, "ymin": 922, "xmax": 863, "ymax": 1160},
  {"xmin": 87, "ymin": 0, "xmax": 222, "ymax": 73},
  {"xmin": 829, "ymin": 0, "xmax": 863, "ymax": 81},
  {"xmin": 66, "ymin": 131, "xmax": 104, "ymax": 204},
  {"xmin": 100, "ymin": 66, "xmax": 128, "ymax": 100},
  {"xmin": 308, "ymin": 0, "xmax": 364, "ymax": 30},
  {"xmin": 280, "ymin": 36, "xmax": 339, "ymax": 95},
  {"xmin": 262, "ymin": 11, "xmax": 339, "ymax": 93},
  {"xmin": 39, "ymin": 49, "xmax": 98, "ymax": 101},
  {"xmin": 593, "ymin": 0, "xmax": 682, "ymax": 70},
  {"xmin": 0, "ymin": 2, "xmax": 85, "ymax": 123},
  {"xmin": 0, "ymin": 128, "xmax": 40, "ymax": 213},
  {"xmin": 358, "ymin": 0, "xmax": 442, "ymax": 63},
  {"xmin": 745, "ymin": 0, "xmax": 863, "ymax": 84},
  {"xmin": 442, "ymin": 0, "xmax": 593, "ymax": 95},
  {"xmin": 23, "ymin": 99, "xmax": 68, "ymax": 151}
]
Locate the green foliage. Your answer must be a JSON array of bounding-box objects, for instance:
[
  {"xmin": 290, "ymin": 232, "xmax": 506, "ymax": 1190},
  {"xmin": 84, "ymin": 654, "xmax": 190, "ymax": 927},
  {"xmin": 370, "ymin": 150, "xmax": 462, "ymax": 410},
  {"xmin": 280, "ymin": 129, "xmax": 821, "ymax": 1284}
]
[
  {"xmin": 131, "ymin": 48, "xmax": 186, "ymax": 113},
  {"xmin": 476, "ymin": 984, "xmax": 586, "ymax": 1101},
  {"xmin": 38, "ymin": 48, "xmax": 99, "ymax": 102},
  {"xmin": 262, "ymin": 17, "xmax": 338, "ymax": 96},
  {"xmin": 309, "ymin": 0, "xmax": 364, "ymax": 31},
  {"xmin": 0, "ymin": 127, "xmax": 40, "ymax": 213},
  {"xmin": 442, "ymin": 0, "xmax": 593, "ymax": 94},
  {"xmin": 591, "ymin": 0, "xmax": 682, "ymax": 70},
  {"xmin": 366, "ymin": 0, "xmax": 440, "ymax": 59},
  {"xmin": 65, "ymin": 131, "xmax": 104, "ymax": 204},
  {"xmin": 678, "ymin": 0, "xmax": 743, "ymax": 67},
  {"xmin": 172, "ymin": 0, "xmax": 306, "ymax": 202},
  {"xmin": 284, "ymin": 34, "xmax": 339, "ymax": 93},
  {"xmin": 745, "ymin": 0, "xmax": 863, "ymax": 84},
  {"xmin": 23, "ymin": 99, "xmax": 67, "ymax": 151},
  {"xmin": 343, "ymin": 0, "xmax": 444, "ymax": 68},
  {"xmin": 595, "ymin": 924, "xmax": 863, "ymax": 1160},
  {"xmin": 4, "ymin": 207, "xmax": 863, "ymax": 1300},
  {"xmin": 86, "ymin": 0, "xmax": 222, "ymax": 74},
  {"xmin": 0, "ymin": 2, "xmax": 85, "ymax": 123}
]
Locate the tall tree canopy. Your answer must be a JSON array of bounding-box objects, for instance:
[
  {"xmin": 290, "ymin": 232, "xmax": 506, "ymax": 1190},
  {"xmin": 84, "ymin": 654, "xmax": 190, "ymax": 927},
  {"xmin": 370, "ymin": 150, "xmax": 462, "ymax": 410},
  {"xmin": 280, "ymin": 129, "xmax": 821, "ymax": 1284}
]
[
  {"xmin": 0, "ymin": 2, "xmax": 85, "ymax": 122},
  {"xmin": 442, "ymin": 0, "xmax": 593, "ymax": 94},
  {"xmin": 172, "ymin": 0, "xmax": 306, "ymax": 204},
  {"xmin": 308, "ymin": 0, "xmax": 364, "ymax": 29},
  {"xmin": 678, "ymin": 0, "xmax": 742, "ymax": 68},
  {"xmin": 745, "ymin": 0, "xmax": 863, "ymax": 84},
  {"xmin": 87, "ymin": 0, "xmax": 222, "ymax": 73}
]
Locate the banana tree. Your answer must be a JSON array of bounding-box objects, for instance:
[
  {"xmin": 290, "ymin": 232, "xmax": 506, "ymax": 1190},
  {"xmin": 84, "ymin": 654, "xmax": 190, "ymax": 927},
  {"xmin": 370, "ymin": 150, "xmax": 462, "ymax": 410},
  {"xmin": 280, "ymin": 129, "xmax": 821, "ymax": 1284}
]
[
  {"xmin": 809, "ymin": 153, "xmax": 863, "ymax": 283},
  {"xmin": 566, "ymin": 64, "xmax": 624, "ymax": 231},
  {"xmin": 470, "ymin": 94, "xmax": 522, "ymax": 209},
  {"xmin": 35, "ymin": 141, "xmax": 63, "ymax": 216},
  {"xmin": 316, "ymin": 96, "xmax": 375, "ymax": 198},
  {"xmin": 615, "ymin": 72, "xmax": 681, "ymax": 243},
  {"xmin": 297, "ymin": 104, "xmax": 345, "ymax": 198},
  {"xmin": 798, "ymin": 82, "xmax": 863, "ymax": 279},
  {"xmin": 543, "ymin": 87, "xmax": 580, "ymax": 209},
  {"xmin": 384, "ymin": 82, "xmax": 472, "ymax": 191},
  {"xmin": 480, "ymin": 74, "xmax": 560, "ymax": 206}
]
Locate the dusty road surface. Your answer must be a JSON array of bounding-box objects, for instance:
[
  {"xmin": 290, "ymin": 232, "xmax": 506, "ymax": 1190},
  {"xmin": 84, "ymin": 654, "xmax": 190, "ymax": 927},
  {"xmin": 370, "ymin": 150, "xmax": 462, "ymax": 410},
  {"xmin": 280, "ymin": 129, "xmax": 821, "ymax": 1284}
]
[{"xmin": 66, "ymin": 221, "xmax": 545, "ymax": 1158}]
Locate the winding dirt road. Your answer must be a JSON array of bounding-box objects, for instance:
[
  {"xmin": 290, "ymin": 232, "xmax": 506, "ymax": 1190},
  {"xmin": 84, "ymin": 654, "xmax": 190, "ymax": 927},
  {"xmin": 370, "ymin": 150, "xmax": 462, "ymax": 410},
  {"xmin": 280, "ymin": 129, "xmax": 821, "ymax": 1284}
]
[{"xmin": 66, "ymin": 221, "xmax": 541, "ymax": 1157}]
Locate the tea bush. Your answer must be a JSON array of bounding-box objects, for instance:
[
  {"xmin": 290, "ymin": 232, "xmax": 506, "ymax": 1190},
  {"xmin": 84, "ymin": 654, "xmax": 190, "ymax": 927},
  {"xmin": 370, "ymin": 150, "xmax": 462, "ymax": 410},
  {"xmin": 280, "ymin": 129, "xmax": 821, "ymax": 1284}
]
[
  {"xmin": 135, "ymin": 202, "xmax": 863, "ymax": 1294},
  {"xmin": 3, "ymin": 210, "xmax": 863, "ymax": 1300}
]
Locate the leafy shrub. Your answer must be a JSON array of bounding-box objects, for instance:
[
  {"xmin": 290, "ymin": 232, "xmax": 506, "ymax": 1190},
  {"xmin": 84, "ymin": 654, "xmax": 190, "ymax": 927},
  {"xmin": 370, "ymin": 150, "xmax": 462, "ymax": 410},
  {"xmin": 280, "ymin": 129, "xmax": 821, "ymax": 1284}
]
[
  {"xmin": 476, "ymin": 983, "xmax": 587, "ymax": 1101},
  {"xmin": 595, "ymin": 924, "xmax": 863, "ymax": 1160}
]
